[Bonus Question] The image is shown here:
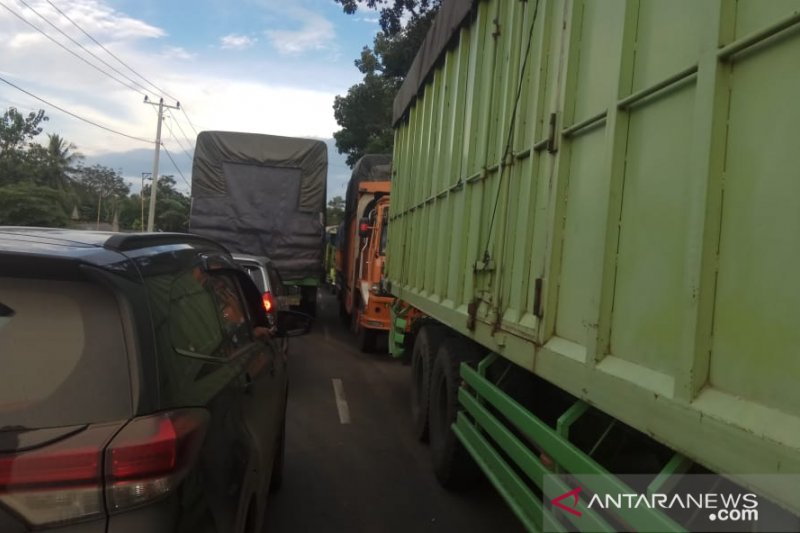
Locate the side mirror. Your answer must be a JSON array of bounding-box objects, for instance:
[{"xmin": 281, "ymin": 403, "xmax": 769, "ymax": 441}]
[{"xmin": 275, "ymin": 310, "xmax": 313, "ymax": 337}]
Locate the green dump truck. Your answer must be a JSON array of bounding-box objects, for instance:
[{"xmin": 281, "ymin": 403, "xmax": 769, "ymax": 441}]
[{"xmin": 387, "ymin": 1, "xmax": 800, "ymax": 531}]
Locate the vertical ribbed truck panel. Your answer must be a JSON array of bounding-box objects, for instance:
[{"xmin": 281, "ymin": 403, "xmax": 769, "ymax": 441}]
[{"xmin": 388, "ymin": 0, "xmax": 800, "ymax": 515}]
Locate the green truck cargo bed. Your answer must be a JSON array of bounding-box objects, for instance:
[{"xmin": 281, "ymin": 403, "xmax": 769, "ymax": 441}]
[{"xmin": 387, "ymin": 0, "xmax": 800, "ymax": 513}]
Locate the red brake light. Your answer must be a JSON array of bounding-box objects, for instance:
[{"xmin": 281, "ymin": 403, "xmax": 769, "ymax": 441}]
[
  {"xmin": 262, "ymin": 291, "xmax": 274, "ymax": 313},
  {"xmin": 0, "ymin": 447, "xmax": 100, "ymax": 489},
  {"xmin": 359, "ymin": 222, "xmax": 370, "ymax": 233},
  {"xmin": 0, "ymin": 425, "xmax": 115, "ymax": 528},
  {"xmin": 105, "ymin": 409, "xmax": 208, "ymax": 512},
  {"xmin": 0, "ymin": 411, "xmax": 208, "ymax": 528},
  {"xmin": 108, "ymin": 418, "xmax": 177, "ymax": 480}
]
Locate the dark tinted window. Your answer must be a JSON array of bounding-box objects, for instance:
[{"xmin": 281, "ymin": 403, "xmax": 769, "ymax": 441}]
[
  {"xmin": 0, "ymin": 278, "xmax": 131, "ymax": 428},
  {"xmin": 266, "ymin": 265, "xmax": 284, "ymax": 296},
  {"xmin": 239, "ymin": 264, "xmax": 266, "ymax": 293},
  {"xmin": 144, "ymin": 264, "xmax": 256, "ymax": 407},
  {"xmin": 167, "ymin": 268, "xmax": 251, "ymax": 360}
]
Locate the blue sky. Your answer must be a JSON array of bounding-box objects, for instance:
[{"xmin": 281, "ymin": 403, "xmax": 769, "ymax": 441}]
[{"xmin": 0, "ymin": 0, "xmax": 384, "ymax": 196}]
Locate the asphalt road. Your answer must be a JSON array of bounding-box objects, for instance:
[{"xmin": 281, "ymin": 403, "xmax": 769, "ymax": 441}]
[{"xmin": 262, "ymin": 291, "xmax": 524, "ymax": 533}]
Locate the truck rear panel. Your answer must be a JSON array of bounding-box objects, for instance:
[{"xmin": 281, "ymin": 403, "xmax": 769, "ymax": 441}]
[
  {"xmin": 388, "ymin": 0, "xmax": 800, "ymax": 511},
  {"xmin": 190, "ymin": 131, "xmax": 327, "ymax": 284}
]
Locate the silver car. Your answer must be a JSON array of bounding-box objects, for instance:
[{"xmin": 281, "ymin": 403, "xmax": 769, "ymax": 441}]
[{"xmin": 232, "ymin": 254, "xmax": 294, "ymax": 351}]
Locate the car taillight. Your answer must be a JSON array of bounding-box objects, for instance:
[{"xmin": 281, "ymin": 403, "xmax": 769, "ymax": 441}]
[
  {"xmin": 262, "ymin": 291, "xmax": 275, "ymax": 314},
  {"xmin": 0, "ymin": 425, "xmax": 112, "ymax": 528},
  {"xmin": 0, "ymin": 410, "xmax": 208, "ymax": 528},
  {"xmin": 105, "ymin": 409, "xmax": 209, "ymax": 512}
]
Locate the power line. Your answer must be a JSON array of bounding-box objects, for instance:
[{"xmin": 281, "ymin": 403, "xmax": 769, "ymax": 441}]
[
  {"xmin": 17, "ymin": 0, "xmax": 156, "ymax": 97},
  {"xmin": 166, "ymin": 110, "xmax": 195, "ymax": 148},
  {"xmin": 39, "ymin": 0, "xmax": 201, "ymax": 142},
  {"xmin": 161, "ymin": 144, "xmax": 191, "ymax": 191},
  {"xmin": 164, "ymin": 122, "xmax": 194, "ymax": 163},
  {"xmin": 44, "ymin": 0, "xmax": 179, "ymax": 103},
  {"xmin": 180, "ymin": 106, "xmax": 200, "ymax": 136},
  {"xmin": 163, "ymin": 116, "xmax": 193, "ymax": 157},
  {"xmin": 149, "ymin": 105, "xmax": 193, "ymax": 162},
  {"xmin": 0, "ymin": 74, "xmax": 153, "ymax": 144},
  {"xmin": 0, "ymin": 0, "xmax": 144, "ymax": 95}
]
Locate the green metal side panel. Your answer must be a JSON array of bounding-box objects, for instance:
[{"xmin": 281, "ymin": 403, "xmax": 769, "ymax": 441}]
[
  {"xmin": 388, "ymin": 0, "xmax": 800, "ymax": 513},
  {"xmin": 610, "ymin": 83, "xmax": 696, "ymax": 376},
  {"xmin": 554, "ymin": 131, "xmax": 606, "ymax": 345},
  {"xmin": 710, "ymin": 23, "xmax": 800, "ymax": 416}
]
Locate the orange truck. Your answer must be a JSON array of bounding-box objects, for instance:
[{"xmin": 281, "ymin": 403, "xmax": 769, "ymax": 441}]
[{"xmin": 336, "ymin": 155, "xmax": 393, "ymax": 352}]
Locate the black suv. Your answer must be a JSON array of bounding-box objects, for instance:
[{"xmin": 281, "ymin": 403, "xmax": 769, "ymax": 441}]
[{"xmin": 0, "ymin": 228, "xmax": 309, "ymax": 533}]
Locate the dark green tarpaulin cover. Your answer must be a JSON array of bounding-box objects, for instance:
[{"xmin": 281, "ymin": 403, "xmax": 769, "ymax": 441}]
[{"xmin": 190, "ymin": 130, "xmax": 327, "ymax": 282}]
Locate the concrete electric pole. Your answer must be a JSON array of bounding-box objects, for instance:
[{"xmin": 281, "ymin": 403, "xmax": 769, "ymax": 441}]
[
  {"xmin": 143, "ymin": 97, "xmax": 180, "ymax": 232},
  {"xmin": 140, "ymin": 172, "xmax": 152, "ymax": 231}
]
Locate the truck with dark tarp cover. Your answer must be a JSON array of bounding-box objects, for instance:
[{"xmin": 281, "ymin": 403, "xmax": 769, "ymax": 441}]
[
  {"xmin": 386, "ymin": 0, "xmax": 800, "ymax": 531},
  {"xmin": 190, "ymin": 130, "xmax": 327, "ymax": 315}
]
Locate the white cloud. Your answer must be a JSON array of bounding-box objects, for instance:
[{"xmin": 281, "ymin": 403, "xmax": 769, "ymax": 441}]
[
  {"xmin": 7, "ymin": 32, "xmax": 46, "ymax": 49},
  {"xmin": 0, "ymin": 0, "xmax": 165, "ymax": 41},
  {"xmin": 264, "ymin": 8, "xmax": 335, "ymax": 55},
  {"xmin": 220, "ymin": 34, "xmax": 256, "ymax": 50},
  {"xmin": 159, "ymin": 46, "xmax": 193, "ymax": 60},
  {"xmin": 0, "ymin": 0, "xmax": 349, "ymax": 185},
  {"xmin": 165, "ymin": 75, "xmax": 339, "ymax": 139}
]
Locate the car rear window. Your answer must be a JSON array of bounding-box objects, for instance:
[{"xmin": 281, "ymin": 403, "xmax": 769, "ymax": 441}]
[
  {"xmin": 0, "ymin": 277, "xmax": 132, "ymax": 429},
  {"xmin": 266, "ymin": 265, "xmax": 284, "ymax": 296},
  {"xmin": 239, "ymin": 264, "xmax": 266, "ymax": 293}
]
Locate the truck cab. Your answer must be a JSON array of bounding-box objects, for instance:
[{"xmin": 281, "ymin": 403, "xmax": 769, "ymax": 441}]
[
  {"xmin": 337, "ymin": 155, "xmax": 393, "ymax": 352},
  {"xmin": 353, "ymin": 192, "xmax": 392, "ymax": 349}
]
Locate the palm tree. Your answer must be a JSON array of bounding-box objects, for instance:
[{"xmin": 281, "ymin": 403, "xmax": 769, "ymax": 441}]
[{"xmin": 45, "ymin": 134, "xmax": 83, "ymax": 191}]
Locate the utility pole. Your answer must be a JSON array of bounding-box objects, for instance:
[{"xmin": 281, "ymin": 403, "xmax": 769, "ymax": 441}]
[
  {"xmin": 143, "ymin": 97, "xmax": 180, "ymax": 232},
  {"xmin": 140, "ymin": 172, "xmax": 152, "ymax": 231}
]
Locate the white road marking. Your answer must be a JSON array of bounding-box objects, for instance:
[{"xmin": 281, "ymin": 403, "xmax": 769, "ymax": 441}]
[{"xmin": 332, "ymin": 378, "xmax": 351, "ymax": 424}]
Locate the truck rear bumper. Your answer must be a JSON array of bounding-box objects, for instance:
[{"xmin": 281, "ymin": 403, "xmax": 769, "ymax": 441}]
[{"xmin": 360, "ymin": 294, "xmax": 394, "ymax": 331}]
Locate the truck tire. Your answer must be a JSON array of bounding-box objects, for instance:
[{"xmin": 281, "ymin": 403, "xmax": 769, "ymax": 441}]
[
  {"xmin": 338, "ymin": 296, "xmax": 350, "ymax": 325},
  {"xmin": 300, "ymin": 286, "xmax": 317, "ymax": 317},
  {"xmin": 353, "ymin": 307, "xmax": 376, "ymax": 353},
  {"xmin": 358, "ymin": 327, "xmax": 377, "ymax": 353},
  {"xmin": 410, "ymin": 325, "xmax": 450, "ymax": 442},
  {"xmin": 429, "ymin": 337, "xmax": 483, "ymax": 489}
]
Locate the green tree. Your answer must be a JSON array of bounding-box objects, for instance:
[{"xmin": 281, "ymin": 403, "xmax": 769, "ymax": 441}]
[
  {"xmin": 0, "ymin": 108, "xmax": 49, "ymax": 185},
  {"xmin": 117, "ymin": 194, "xmax": 143, "ymax": 230},
  {"xmin": 327, "ymin": 195, "xmax": 345, "ymax": 226},
  {"xmin": 0, "ymin": 108, "xmax": 47, "ymax": 154},
  {"xmin": 75, "ymin": 165, "xmax": 130, "ymax": 228},
  {"xmin": 0, "ymin": 183, "xmax": 69, "ymax": 227},
  {"xmin": 140, "ymin": 176, "xmax": 191, "ymax": 232},
  {"xmin": 42, "ymin": 134, "xmax": 83, "ymax": 191},
  {"xmin": 334, "ymin": 0, "xmax": 439, "ymax": 35},
  {"xmin": 333, "ymin": 75, "xmax": 397, "ymax": 167},
  {"xmin": 332, "ymin": 1, "xmax": 439, "ymax": 167}
]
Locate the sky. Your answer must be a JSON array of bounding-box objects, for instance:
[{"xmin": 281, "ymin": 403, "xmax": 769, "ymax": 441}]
[{"xmin": 0, "ymin": 0, "xmax": 382, "ymax": 197}]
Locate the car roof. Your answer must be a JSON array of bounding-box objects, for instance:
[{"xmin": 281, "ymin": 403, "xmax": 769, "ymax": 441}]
[
  {"xmin": 230, "ymin": 253, "xmax": 274, "ymax": 266},
  {"xmin": 0, "ymin": 227, "xmax": 228, "ymax": 263}
]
